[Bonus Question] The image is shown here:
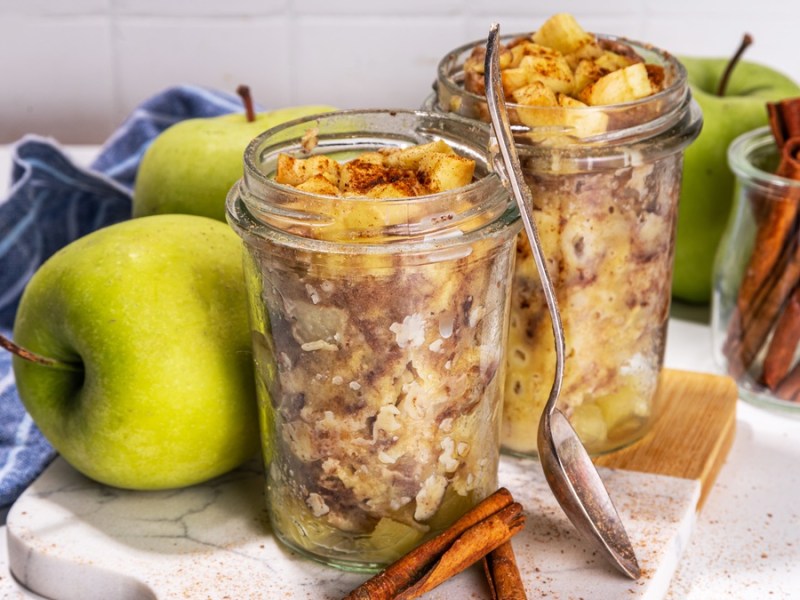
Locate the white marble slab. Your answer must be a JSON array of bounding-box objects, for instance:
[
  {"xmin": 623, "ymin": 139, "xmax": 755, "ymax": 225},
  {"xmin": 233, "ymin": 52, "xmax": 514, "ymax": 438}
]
[{"xmin": 5, "ymin": 455, "xmax": 699, "ymax": 599}]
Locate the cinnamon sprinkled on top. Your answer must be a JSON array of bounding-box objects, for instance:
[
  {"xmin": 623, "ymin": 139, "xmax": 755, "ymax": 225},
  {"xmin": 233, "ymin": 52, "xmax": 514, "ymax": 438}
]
[{"xmin": 275, "ymin": 140, "xmax": 475, "ymax": 198}]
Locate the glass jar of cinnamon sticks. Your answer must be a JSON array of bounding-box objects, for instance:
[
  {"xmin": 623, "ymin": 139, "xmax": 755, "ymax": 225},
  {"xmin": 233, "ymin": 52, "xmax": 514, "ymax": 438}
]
[{"xmin": 713, "ymin": 104, "xmax": 800, "ymax": 413}]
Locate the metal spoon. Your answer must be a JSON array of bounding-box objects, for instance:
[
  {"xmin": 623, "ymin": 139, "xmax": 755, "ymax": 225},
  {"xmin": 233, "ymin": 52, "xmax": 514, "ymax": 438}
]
[{"xmin": 483, "ymin": 22, "xmax": 641, "ymax": 580}]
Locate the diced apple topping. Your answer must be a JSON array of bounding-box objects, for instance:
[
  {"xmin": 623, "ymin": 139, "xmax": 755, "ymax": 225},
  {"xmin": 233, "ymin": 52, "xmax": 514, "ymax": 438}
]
[
  {"xmin": 512, "ymin": 81, "xmax": 559, "ymax": 113},
  {"xmin": 275, "ymin": 140, "xmax": 475, "ymax": 198},
  {"xmin": 463, "ymin": 13, "xmax": 667, "ymax": 136},
  {"xmin": 531, "ymin": 13, "xmax": 594, "ymax": 55},
  {"xmin": 501, "ymin": 44, "xmax": 575, "ymax": 96},
  {"xmin": 577, "ymin": 62, "xmax": 654, "ymax": 106},
  {"xmin": 276, "ymin": 154, "xmax": 340, "ymax": 187},
  {"xmin": 418, "ymin": 151, "xmax": 475, "ymax": 193}
]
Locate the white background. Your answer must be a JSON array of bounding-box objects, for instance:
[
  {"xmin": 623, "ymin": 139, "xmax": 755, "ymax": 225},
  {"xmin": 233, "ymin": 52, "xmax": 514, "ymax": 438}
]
[{"xmin": 1, "ymin": 0, "xmax": 799, "ymax": 144}]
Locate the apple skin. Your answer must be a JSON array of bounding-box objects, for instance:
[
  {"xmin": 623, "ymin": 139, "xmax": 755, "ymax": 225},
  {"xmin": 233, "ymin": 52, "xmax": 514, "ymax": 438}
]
[
  {"xmin": 133, "ymin": 105, "xmax": 335, "ymax": 222},
  {"xmin": 673, "ymin": 58, "xmax": 799, "ymax": 303},
  {"xmin": 12, "ymin": 215, "xmax": 259, "ymax": 490}
]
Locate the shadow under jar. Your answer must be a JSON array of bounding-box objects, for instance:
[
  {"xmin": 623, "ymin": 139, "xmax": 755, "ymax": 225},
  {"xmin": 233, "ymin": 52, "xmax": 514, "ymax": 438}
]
[
  {"xmin": 425, "ymin": 33, "xmax": 702, "ymax": 456},
  {"xmin": 226, "ymin": 110, "xmax": 521, "ymax": 572}
]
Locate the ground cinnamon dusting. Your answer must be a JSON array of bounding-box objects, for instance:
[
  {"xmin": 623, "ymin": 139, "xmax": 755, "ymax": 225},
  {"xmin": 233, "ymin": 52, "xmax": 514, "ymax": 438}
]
[
  {"xmin": 274, "ymin": 139, "xmax": 475, "ymax": 199},
  {"xmin": 341, "ymin": 158, "xmax": 427, "ymax": 197}
]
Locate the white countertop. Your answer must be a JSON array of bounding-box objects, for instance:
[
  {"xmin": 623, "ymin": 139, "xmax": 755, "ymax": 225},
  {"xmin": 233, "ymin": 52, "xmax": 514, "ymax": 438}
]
[{"xmin": 1, "ymin": 145, "xmax": 799, "ymax": 599}]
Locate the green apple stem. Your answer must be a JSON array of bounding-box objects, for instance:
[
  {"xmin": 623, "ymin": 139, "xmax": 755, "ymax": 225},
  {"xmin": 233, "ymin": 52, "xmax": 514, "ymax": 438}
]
[
  {"xmin": 716, "ymin": 33, "xmax": 754, "ymax": 97},
  {"xmin": 236, "ymin": 85, "xmax": 256, "ymax": 123},
  {"xmin": 0, "ymin": 333, "xmax": 82, "ymax": 372}
]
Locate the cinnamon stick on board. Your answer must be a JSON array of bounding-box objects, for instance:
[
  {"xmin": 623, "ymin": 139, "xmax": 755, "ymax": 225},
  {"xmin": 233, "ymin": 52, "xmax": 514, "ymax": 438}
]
[
  {"xmin": 393, "ymin": 503, "xmax": 526, "ymax": 600},
  {"xmin": 724, "ymin": 103, "xmax": 800, "ymax": 377},
  {"xmin": 343, "ymin": 488, "xmax": 520, "ymax": 600},
  {"xmin": 483, "ymin": 541, "xmax": 528, "ymax": 600}
]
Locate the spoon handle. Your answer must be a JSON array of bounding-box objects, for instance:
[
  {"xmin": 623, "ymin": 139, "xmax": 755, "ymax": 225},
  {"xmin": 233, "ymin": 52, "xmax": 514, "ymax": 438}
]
[
  {"xmin": 483, "ymin": 24, "xmax": 641, "ymax": 581},
  {"xmin": 483, "ymin": 23, "xmax": 565, "ymax": 418}
]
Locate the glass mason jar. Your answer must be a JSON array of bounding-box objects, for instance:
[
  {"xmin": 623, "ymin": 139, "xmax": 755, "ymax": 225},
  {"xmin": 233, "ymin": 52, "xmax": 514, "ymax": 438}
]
[
  {"xmin": 425, "ymin": 34, "xmax": 702, "ymax": 456},
  {"xmin": 713, "ymin": 126, "xmax": 800, "ymax": 415},
  {"xmin": 226, "ymin": 109, "xmax": 521, "ymax": 571}
]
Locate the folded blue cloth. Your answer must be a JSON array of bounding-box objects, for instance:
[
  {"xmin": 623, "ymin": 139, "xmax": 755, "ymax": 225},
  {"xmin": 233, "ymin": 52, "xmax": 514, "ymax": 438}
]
[{"xmin": 0, "ymin": 85, "xmax": 246, "ymax": 510}]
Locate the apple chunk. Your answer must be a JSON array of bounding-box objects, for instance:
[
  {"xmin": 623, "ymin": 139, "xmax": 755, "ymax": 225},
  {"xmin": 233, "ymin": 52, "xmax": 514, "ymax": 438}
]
[{"xmin": 10, "ymin": 215, "xmax": 259, "ymax": 490}]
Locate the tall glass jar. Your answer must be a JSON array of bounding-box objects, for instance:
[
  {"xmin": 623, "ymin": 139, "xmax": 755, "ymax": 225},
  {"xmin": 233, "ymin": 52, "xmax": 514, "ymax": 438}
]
[
  {"xmin": 226, "ymin": 110, "xmax": 521, "ymax": 571},
  {"xmin": 713, "ymin": 126, "xmax": 800, "ymax": 415},
  {"xmin": 425, "ymin": 34, "xmax": 702, "ymax": 456}
]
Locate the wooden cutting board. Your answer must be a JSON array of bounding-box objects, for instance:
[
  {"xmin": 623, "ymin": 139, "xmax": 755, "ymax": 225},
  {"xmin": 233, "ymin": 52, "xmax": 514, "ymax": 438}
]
[
  {"xmin": 595, "ymin": 368, "xmax": 738, "ymax": 510},
  {"xmin": 5, "ymin": 368, "xmax": 738, "ymax": 600}
]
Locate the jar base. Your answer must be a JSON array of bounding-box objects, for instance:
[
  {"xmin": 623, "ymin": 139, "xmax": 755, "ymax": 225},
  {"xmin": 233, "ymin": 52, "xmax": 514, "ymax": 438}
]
[
  {"xmin": 271, "ymin": 529, "xmax": 388, "ymax": 574},
  {"xmin": 736, "ymin": 382, "xmax": 800, "ymax": 419},
  {"xmin": 500, "ymin": 421, "xmax": 653, "ymax": 459}
]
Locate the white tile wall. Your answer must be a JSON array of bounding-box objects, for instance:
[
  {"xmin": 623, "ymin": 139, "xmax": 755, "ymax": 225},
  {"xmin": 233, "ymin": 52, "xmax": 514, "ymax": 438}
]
[
  {"xmin": 1, "ymin": 0, "xmax": 798, "ymax": 144},
  {"xmin": 0, "ymin": 13, "xmax": 116, "ymax": 143},
  {"xmin": 296, "ymin": 0, "xmax": 464, "ymax": 16},
  {"xmin": 113, "ymin": 0, "xmax": 288, "ymax": 16},
  {"xmin": 0, "ymin": 0, "xmax": 111, "ymax": 16},
  {"xmin": 293, "ymin": 15, "xmax": 469, "ymax": 110},
  {"xmin": 112, "ymin": 16, "xmax": 294, "ymax": 117}
]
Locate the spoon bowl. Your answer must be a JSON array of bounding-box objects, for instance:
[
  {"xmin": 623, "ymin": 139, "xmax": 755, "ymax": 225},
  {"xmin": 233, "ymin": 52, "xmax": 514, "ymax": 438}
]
[
  {"xmin": 539, "ymin": 411, "xmax": 641, "ymax": 577},
  {"xmin": 483, "ymin": 22, "xmax": 641, "ymax": 579}
]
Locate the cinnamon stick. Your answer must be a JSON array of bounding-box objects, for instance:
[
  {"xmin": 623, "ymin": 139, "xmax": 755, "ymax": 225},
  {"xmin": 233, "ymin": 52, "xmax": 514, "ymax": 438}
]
[
  {"xmin": 726, "ymin": 225, "xmax": 800, "ymax": 376},
  {"xmin": 394, "ymin": 503, "xmax": 526, "ymax": 600},
  {"xmin": 775, "ymin": 360, "xmax": 800, "ymax": 402},
  {"xmin": 768, "ymin": 98, "xmax": 800, "ymax": 148},
  {"xmin": 483, "ymin": 541, "xmax": 528, "ymax": 600},
  {"xmin": 762, "ymin": 286, "xmax": 800, "ymax": 389},
  {"xmin": 343, "ymin": 488, "xmax": 515, "ymax": 600},
  {"xmin": 729, "ymin": 140, "xmax": 800, "ymax": 314}
]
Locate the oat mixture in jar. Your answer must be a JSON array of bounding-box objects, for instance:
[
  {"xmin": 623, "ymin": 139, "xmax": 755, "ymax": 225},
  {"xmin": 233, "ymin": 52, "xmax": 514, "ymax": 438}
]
[
  {"xmin": 505, "ymin": 151, "xmax": 682, "ymax": 455},
  {"xmin": 427, "ymin": 14, "xmax": 702, "ymax": 455},
  {"xmin": 227, "ymin": 110, "xmax": 520, "ymax": 571}
]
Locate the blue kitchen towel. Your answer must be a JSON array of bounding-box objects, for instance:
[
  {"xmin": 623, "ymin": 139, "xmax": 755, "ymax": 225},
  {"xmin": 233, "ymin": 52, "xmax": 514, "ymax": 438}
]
[{"xmin": 0, "ymin": 84, "xmax": 245, "ymax": 509}]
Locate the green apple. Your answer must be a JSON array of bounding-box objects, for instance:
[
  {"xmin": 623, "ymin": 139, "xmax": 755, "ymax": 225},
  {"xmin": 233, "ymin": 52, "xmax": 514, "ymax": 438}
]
[
  {"xmin": 674, "ymin": 47, "xmax": 799, "ymax": 303},
  {"xmin": 9, "ymin": 214, "xmax": 259, "ymax": 490},
  {"xmin": 133, "ymin": 97, "xmax": 335, "ymax": 222}
]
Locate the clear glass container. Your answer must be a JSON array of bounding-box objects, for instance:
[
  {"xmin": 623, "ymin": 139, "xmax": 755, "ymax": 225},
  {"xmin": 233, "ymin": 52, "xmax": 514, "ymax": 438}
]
[
  {"xmin": 425, "ymin": 33, "xmax": 703, "ymax": 456},
  {"xmin": 226, "ymin": 109, "xmax": 521, "ymax": 571},
  {"xmin": 713, "ymin": 126, "xmax": 800, "ymax": 417}
]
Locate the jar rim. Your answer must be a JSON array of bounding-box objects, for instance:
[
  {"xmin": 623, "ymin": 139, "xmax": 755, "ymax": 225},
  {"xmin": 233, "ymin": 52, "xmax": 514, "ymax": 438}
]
[
  {"xmin": 434, "ymin": 32, "xmax": 695, "ymax": 148},
  {"xmin": 242, "ymin": 109, "xmax": 497, "ymax": 206},
  {"xmin": 728, "ymin": 126, "xmax": 800, "ymax": 190},
  {"xmin": 227, "ymin": 109, "xmax": 521, "ymax": 255}
]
